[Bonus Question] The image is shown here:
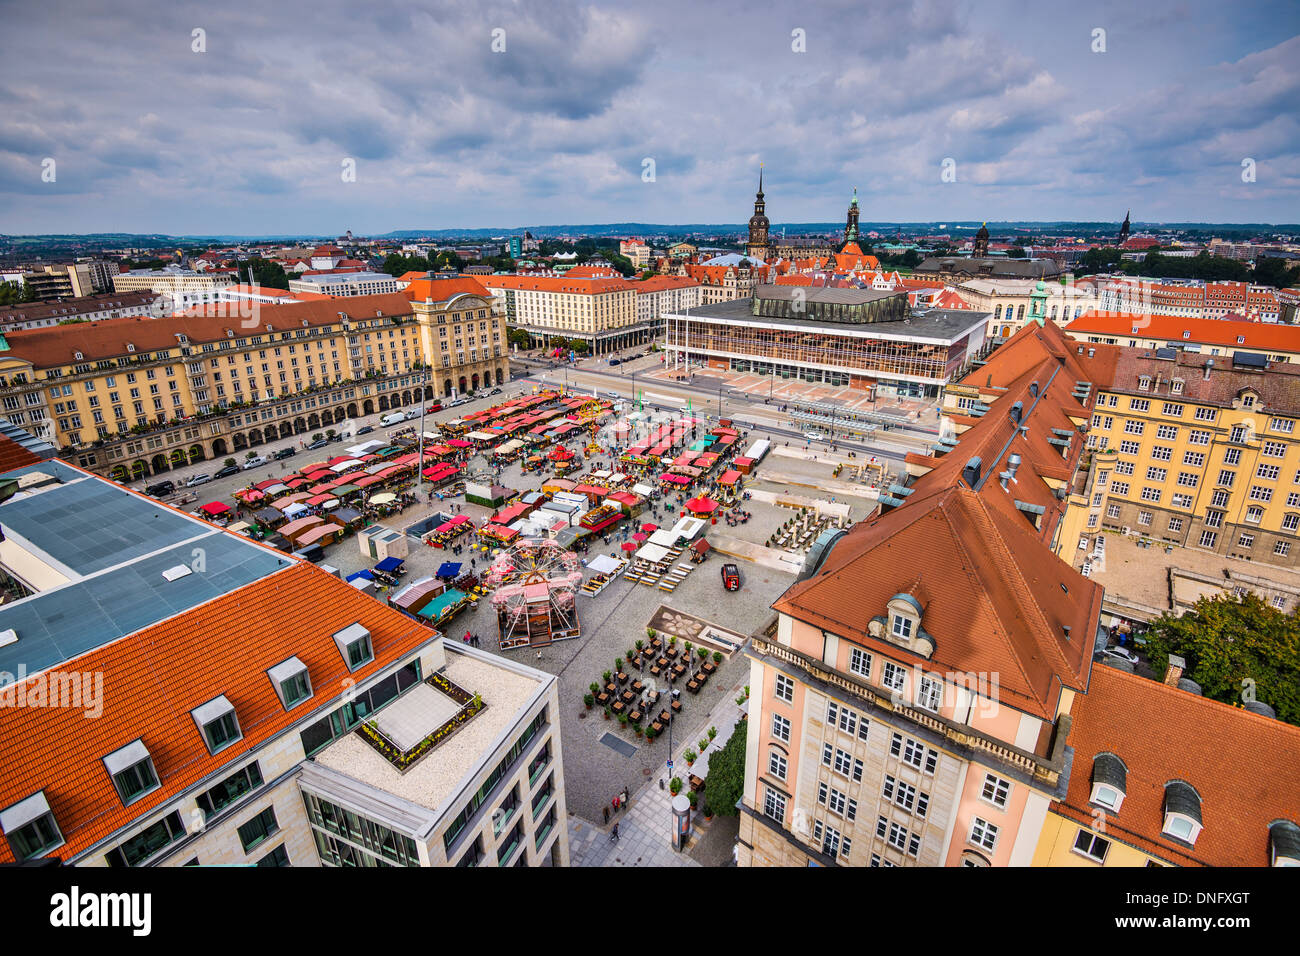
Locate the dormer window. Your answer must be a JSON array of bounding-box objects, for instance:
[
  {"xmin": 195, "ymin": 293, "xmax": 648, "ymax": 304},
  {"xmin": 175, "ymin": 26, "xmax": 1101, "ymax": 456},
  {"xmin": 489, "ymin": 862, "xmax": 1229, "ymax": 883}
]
[
  {"xmin": 1237, "ymin": 336, "xmax": 1245, "ymax": 345},
  {"xmin": 126, "ymin": 343, "xmax": 135, "ymax": 352},
  {"xmin": 74, "ymin": 351, "xmax": 83, "ymax": 360},
  {"xmin": 333, "ymin": 622, "xmax": 373, "ymax": 671},
  {"xmin": 192, "ymin": 695, "xmax": 242, "ymax": 755},
  {"xmin": 1, "ymin": 791, "xmax": 65, "ymax": 861},
  {"xmin": 1138, "ymin": 376, "xmax": 1151, "ymax": 391},
  {"xmin": 1182, "ymin": 331, "xmax": 1191, "ymax": 339},
  {"xmin": 268, "ymin": 656, "xmax": 313, "ymax": 710},
  {"xmin": 1089, "ymin": 753, "xmax": 1127, "ymax": 812},
  {"xmin": 1171, "ymin": 379, "xmax": 1184, "ymax": 395},
  {"xmin": 1161, "ymin": 781, "xmax": 1203, "ymax": 845},
  {"xmin": 104, "ymin": 739, "xmax": 160, "ymax": 805},
  {"xmin": 892, "ymin": 615, "xmax": 913, "ymax": 640}
]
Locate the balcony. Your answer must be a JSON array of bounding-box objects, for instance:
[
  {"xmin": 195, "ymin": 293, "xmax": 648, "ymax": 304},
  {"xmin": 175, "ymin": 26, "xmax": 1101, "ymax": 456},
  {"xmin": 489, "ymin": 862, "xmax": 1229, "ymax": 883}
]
[{"xmin": 354, "ymin": 672, "xmax": 485, "ymax": 773}]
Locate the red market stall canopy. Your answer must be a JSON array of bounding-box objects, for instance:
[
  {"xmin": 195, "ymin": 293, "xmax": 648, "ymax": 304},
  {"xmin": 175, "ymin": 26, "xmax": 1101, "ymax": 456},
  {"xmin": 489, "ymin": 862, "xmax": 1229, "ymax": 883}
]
[
  {"xmin": 355, "ymin": 474, "xmax": 387, "ymax": 489},
  {"xmin": 660, "ymin": 473, "xmax": 692, "ymax": 485},
  {"xmin": 446, "ymin": 439, "xmax": 472, "ymax": 449},
  {"xmin": 478, "ymin": 523, "xmax": 520, "ymax": 543},
  {"xmin": 494, "ymin": 501, "xmax": 533, "ymax": 525},
  {"xmin": 550, "ymin": 422, "xmax": 582, "ymax": 436},
  {"xmin": 295, "ymin": 524, "xmax": 338, "ymax": 546},
  {"xmin": 685, "ymin": 495, "xmax": 719, "ymax": 514},
  {"xmin": 272, "ymin": 493, "xmax": 313, "ymax": 509},
  {"xmin": 199, "ymin": 501, "xmax": 231, "ymax": 516},
  {"xmin": 549, "ymin": 446, "xmax": 575, "ymax": 461},
  {"xmin": 435, "ymin": 515, "xmax": 473, "ymax": 534},
  {"xmin": 621, "ymin": 541, "xmax": 637, "ymax": 552},
  {"xmin": 691, "ymin": 538, "xmax": 711, "ymax": 555},
  {"xmin": 279, "ymin": 515, "xmax": 326, "ymax": 538},
  {"xmin": 719, "ymin": 469, "xmax": 742, "ymax": 486},
  {"xmin": 304, "ymin": 470, "xmax": 334, "ymax": 481},
  {"xmin": 640, "ymin": 522, "xmax": 658, "ymax": 533},
  {"xmin": 422, "ymin": 463, "xmax": 460, "ymax": 481},
  {"xmin": 253, "ymin": 479, "xmax": 284, "ymax": 492},
  {"xmin": 234, "ymin": 489, "xmax": 266, "ymax": 503},
  {"xmin": 306, "ymin": 494, "xmax": 337, "ymax": 506},
  {"xmin": 572, "ymin": 483, "xmax": 609, "ymax": 500},
  {"xmin": 427, "ymin": 444, "xmax": 455, "ymax": 457}
]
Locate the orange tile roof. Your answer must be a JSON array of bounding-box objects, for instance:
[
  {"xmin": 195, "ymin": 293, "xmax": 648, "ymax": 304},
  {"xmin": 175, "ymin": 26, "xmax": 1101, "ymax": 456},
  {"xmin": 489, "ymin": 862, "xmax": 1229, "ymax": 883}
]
[
  {"xmin": 0, "ymin": 430, "xmax": 47, "ymax": 473},
  {"xmin": 635, "ymin": 276, "xmax": 700, "ymax": 292},
  {"xmin": 1055, "ymin": 665, "xmax": 1300, "ymax": 866},
  {"xmin": 773, "ymin": 484, "xmax": 1099, "ymax": 719},
  {"xmin": 1, "ymin": 294, "xmax": 415, "ymax": 369},
  {"xmin": 0, "ymin": 560, "xmax": 436, "ymax": 864},
  {"xmin": 402, "ymin": 276, "xmax": 492, "ymax": 304},
  {"xmin": 485, "ymin": 275, "xmax": 635, "ymax": 295},
  {"xmin": 1065, "ymin": 312, "xmax": 1300, "ymax": 353}
]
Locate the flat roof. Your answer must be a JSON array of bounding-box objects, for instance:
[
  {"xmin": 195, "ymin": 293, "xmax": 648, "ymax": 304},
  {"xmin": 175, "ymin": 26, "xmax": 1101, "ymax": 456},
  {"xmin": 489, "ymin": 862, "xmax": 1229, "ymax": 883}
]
[
  {"xmin": 0, "ymin": 462, "xmax": 292, "ymax": 675},
  {"xmin": 313, "ymin": 647, "xmax": 546, "ymax": 815},
  {"xmin": 667, "ymin": 299, "xmax": 988, "ymax": 343}
]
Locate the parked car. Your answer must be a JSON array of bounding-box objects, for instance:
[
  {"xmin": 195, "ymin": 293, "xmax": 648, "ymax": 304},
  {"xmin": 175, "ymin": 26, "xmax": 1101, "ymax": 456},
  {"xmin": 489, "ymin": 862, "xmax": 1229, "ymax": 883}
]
[
  {"xmin": 1100, "ymin": 645, "xmax": 1139, "ymax": 665},
  {"xmin": 273, "ymin": 447, "xmax": 296, "ymax": 460},
  {"xmin": 328, "ymin": 434, "xmax": 343, "ymax": 443},
  {"xmin": 803, "ymin": 431, "xmax": 826, "ymax": 442},
  {"xmin": 721, "ymin": 563, "xmax": 741, "ymax": 591},
  {"xmin": 145, "ymin": 480, "xmax": 175, "ymax": 498},
  {"xmin": 242, "ymin": 455, "xmax": 267, "ymax": 469},
  {"xmin": 186, "ymin": 473, "xmax": 213, "ymax": 487},
  {"xmin": 214, "ymin": 464, "xmax": 241, "ymax": 479},
  {"xmin": 356, "ymin": 425, "xmax": 375, "ymax": 435},
  {"xmin": 426, "ymin": 404, "xmax": 443, "ymax": 414},
  {"xmin": 307, "ymin": 438, "xmax": 330, "ymax": 450},
  {"xmin": 489, "ymin": 388, "xmax": 503, "ymax": 395},
  {"xmin": 380, "ymin": 411, "xmax": 406, "ymax": 427}
]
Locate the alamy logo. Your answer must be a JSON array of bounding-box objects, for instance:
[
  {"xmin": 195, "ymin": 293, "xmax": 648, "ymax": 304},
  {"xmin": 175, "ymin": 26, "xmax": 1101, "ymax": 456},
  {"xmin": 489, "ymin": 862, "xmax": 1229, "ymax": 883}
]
[
  {"xmin": 50, "ymin": 887, "xmax": 151, "ymax": 936},
  {"xmin": 0, "ymin": 666, "xmax": 103, "ymax": 718}
]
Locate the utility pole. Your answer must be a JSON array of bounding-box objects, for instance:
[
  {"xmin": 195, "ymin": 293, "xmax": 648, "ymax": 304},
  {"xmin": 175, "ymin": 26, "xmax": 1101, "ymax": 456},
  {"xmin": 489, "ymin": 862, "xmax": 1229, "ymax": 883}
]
[{"xmin": 416, "ymin": 366, "xmax": 431, "ymax": 491}]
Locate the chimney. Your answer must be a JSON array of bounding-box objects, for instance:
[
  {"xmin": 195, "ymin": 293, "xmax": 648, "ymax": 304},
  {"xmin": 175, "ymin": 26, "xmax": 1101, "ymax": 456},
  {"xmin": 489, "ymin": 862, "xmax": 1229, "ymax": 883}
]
[
  {"xmin": 1010, "ymin": 401, "xmax": 1023, "ymax": 425},
  {"xmin": 1204, "ymin": 358, "xmax": 1214, "ymax": 380},
  {"xmin": 1087, "ymin": 348, "xmax": 1095, "ymax": 357},
  {"xmin": 1030, "ymin": 380, "xmax": 1040, "ymax": 398},
  {"xmin": 961, "ymin": 456, "xmax": 982, "ymax": 486},
  {"xmin": 1164, "ymin": 653, "xmax": 1186, "ymax": 687},
  {"xmin": 1007, "ymin": 453, "xmax": 1022, "ymax": 479}
]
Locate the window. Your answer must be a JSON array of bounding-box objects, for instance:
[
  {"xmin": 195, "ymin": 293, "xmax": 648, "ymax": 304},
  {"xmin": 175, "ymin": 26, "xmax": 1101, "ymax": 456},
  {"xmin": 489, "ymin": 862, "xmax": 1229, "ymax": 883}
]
[
  {"xmin": 1146, "ymin": 466, "xmax": 1167, "ymax": 481},
  {"xmin": 1271, "ymin": 417, "xmax": 1294, "ymax": 434},
  {"xmin": 1211, "ymin": 489, "xmax": 1231, "ymax": 508},
  {"xmin": 1249, "ymin": 486, "xmax": 1273, "ymax": 503},
  {"xmin": 1161, "ymin": 403, "xmax": 1183, "ymax": 417},
  {"xmin": 1130, "ymin": 398, "xmax": 1150, "ymax": 412},
  {"xmin": 1119, "ymin": 441, "xmax": 1140, "ymax": 456},
  {"xmin": 837, "ymin": 708, "xmax": 857, "ymax": 736},
  {"xmin": 768, "ymin": 750, "xmax": 787, "ymax": 781},
  {"xmin": 1258, "ymin": 464, "xmax": 1281, "ymax": 482},
  {"xmin": 1, "ymin": 793, "xmax": 63, "ymax": 861},
  {"xmin": 1106, "ymin": 504, "xmax": 1121, "ymax": 519},
  {"xmin": 104, "ymin": 740, "xmax": 159, "ymax": 805},
  {"xmin": 1073, "ymin": 829, "xmax": 1110, "ymax": 862},
  {"xmin": 833, "ymin": 748, "xmax": 853, "ymax": 777},
  {"xmin": 1140, "ymin": 488, "xmax": 1160, "ymax": 503},
  {"xmin": 1194, "ymin": 407, "xmax": 1216, "ymax": 422},
  {"xmin": 1199, "ymin": 530, "xmax": 1219, "ymax": 548},
  {"xmin": 849, "ymin": 647, "xmax": 871, "ymax": 678},
  {"xmin": 105, "ymin": 811, "xmax": 185, "ymax": 867},
  {"xmin": 1116, "ymin": 461, "xmax": 1134, "ymax": 476},
  {"xmin": 1188, "ymin": 429, "xmax": 1211, "ymax": 446},
  {"xmin": 1123, "ymin": 420, "xmax": 1144, "ymax": 435},
  {"xmin": 828, "ymin": 788, "xmax": 847, "ymax": 815},
  {"xmin": 1150, "ymin": 445, "xmax": 1172, "ymax": 461},
  {"xmin": 1171, "ymin": 494, "xmax": 1192, "ymax": 509},
  {"xmin": 193, "ymin": 696, "xmax": 241, "ymax": 754},
  {"xmin": 917, "ymin": 676, "xmax": 942, "ymax": 711},
  {"xmin": 1238, "ymin": 534, "xmax": 1255, "ymax": 548},
  {"xmin": 1246, "ymin": 505, "xmax": 1265, "ymax": 523},
  {"xmin": 196, "ymin": 763, "xmax": 264, "ymax": 819},
  {"xmin": 762, "ymin": 787, "xmax": 785, "ymax": 824},
  {"xmin": 1156, "ymin": 425, "xmax": 1178, "ymax": 440},
  {"xmin": 774, "ymin": 674, "xmax": 793, "ymax": 703},
  {"xmin": 1263, "ymin": 441, "xmax": 1287, "ymax": 459},
  {"xmin": 891, "ymin": 615, "xmax": 913, "ymax": 640},
  {"xmin": 333, "ymin": 623, "xmax": 373, "ymax": 670},
  {"xmin": 970, "ymin": 817, "xmax": 999, "ymax": 852},
  {"xmin": 1283, "ymin": 514, "xmax": 1300, "ymax": 532},
  {"xmin": 882, "ymin": 661, "xmax": 906, "ymax": 692},
  {"xmin": 982, "ymin": 774, "xmax": 1011, "ymax": 808},
  {"xmin": 237, "ymin": 806, "xmax": 279, "ymax": 853},
  {"xmin": 1176, "ymin": 472, "xmax": 1199, "ymax": 488},
  {"xmin": 771, "ymin": 714, "xmax": 791, "ymax": 743},
  {"xmin": 256, "ymin": 844, "xmax": 290, "ymax": 867},
  {"xmin": 1168, "ymin": 516, "xmax": 1184, "ymax": 532},
  {"xmin": 268, "ymin": 656, "xmax": 312, "ymax": 710},
  {"xmin": 1230, "ymin": 425, "xmax": 1250, "ymax": 444},
  {"xmin": 1183, "ymin": 451, "xmax": 1206, "ymax": 468}
]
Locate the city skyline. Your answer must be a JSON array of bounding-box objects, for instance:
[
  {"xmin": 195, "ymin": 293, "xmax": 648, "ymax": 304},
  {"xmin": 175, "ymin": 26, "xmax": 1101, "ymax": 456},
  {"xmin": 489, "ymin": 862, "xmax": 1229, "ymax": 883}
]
[{"xmin": 1, "ymin": 0, "xmax": 1298, "ymax": 234}]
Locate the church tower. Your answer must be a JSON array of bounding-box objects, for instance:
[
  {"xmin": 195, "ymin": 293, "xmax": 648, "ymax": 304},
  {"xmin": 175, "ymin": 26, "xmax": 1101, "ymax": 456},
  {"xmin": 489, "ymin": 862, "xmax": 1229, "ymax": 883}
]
[
  {"xmin": 1118, "ymin": 210, "xmax": 1131, "ymax": 246},
  {"xmin": 844, "ymin": 186, "xmax": 860, "ymax": 243},
  {"xmin": 746, "ymin": 167, "xmax": 771, "ymax": 260},
  {"xmin": 973, "ymin": 222, "xmax": 990, "ymax": 258}
]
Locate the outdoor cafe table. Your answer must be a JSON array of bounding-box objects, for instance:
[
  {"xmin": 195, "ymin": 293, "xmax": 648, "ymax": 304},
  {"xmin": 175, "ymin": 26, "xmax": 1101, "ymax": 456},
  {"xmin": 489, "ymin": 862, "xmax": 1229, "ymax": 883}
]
[
  {"xmin": 671, "ymin": 699, "xmax": 683, "ymax": 713},
  {"xmin": 650, "ymin": 665, "xmax": 662, "ymax": 677}
]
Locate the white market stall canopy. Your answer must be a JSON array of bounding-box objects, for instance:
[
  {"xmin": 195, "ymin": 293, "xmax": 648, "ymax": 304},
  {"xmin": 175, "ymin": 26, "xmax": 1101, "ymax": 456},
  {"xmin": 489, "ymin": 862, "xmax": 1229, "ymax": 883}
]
[
  {"xmin": 635, "ymin": 542, "xmax": 671, "ymax": 565},
  {"xmin": 588, "ymin": 554, "xmax": 621, "ymax": 575}
]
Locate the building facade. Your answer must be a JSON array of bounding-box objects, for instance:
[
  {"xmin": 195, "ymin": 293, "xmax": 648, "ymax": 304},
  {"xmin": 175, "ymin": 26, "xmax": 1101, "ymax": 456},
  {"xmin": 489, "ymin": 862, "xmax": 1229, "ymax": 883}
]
[
  {"xmin": 0, "ymin": 291, "xmax": 162, "ymax": 332},
  {"xmin": 484, "ymin": 274, "xmax": 652, "ymax": 354},
  {"xmin": 664, "ymin": 287, "xmax": 989, "ymax": 398},
  {"xmin": 0, "ymin": 285, "xmax": 506, "ymax": 482},
  {"xmin": 955, "ymin": 278, "xmax": 1097, "ymax": 340},
  {"xmin": 288, "ymin": 272, "xmax": 403, "ymax": 297},
  {"xmin": 112, "ymin": 268, "xmax": 235, "ymax": 311},
  {"xmin": 1064, "ymin": 312, "xmax": 1300, "ymax": 364}
]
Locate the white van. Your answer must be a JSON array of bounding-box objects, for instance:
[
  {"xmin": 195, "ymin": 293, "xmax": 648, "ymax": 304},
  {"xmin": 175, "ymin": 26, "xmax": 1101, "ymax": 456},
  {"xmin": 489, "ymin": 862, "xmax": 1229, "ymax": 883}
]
[{"xmin": 381, "ymin": 411, "xmax": 406, "ymax": 427}]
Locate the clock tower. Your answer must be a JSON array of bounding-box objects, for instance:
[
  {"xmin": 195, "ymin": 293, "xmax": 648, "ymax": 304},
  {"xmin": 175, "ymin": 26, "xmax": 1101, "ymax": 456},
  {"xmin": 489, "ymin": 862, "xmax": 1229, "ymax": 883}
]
[{"xmin": 746, "ymin": 168, "xmax": 771, "ymax": 260}]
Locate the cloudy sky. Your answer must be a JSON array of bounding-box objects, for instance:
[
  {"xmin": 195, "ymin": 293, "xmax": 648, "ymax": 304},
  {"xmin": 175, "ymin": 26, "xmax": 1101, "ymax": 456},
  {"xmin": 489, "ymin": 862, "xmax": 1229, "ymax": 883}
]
[{"xmin": 1, "ymin": 0, "xmax": 1297, "ymax": 235}]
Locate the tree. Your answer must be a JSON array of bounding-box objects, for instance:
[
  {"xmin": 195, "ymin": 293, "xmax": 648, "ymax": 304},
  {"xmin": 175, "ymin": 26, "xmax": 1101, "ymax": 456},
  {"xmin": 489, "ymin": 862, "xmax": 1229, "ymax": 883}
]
[
  {"xmin": 1007, "ymin": 246, "xmax": 1028, "ymax": 259},
  {"xmin": 704, "ymin": 720, "xmax": 747, "ymax": 816},
  {"xmin": 1252, "ymin": 256, "xmax": 1300, "ymax": 290},
  {"xmin": 243, "ymin": 257, "xmax": 290, "ymax": 290},
  {"xmin": 1142, "ymin": 592, "xmax": 1300, "ymax": 726}
]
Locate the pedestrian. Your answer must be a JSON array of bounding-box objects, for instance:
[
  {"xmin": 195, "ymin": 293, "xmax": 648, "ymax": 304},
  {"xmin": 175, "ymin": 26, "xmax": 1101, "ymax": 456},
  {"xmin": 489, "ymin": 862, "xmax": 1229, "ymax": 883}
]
[
  {"xmin": 612, "ymin": 795, "xmax": 620, "ymax": 813},
  {"xmin": 603, "ymin": 805, "xmax": 610, "ymax": 824},
  {"xmin": 621, "ymin": 786, "xmax": 629, "ymax": 808},
  {"xmin": 463, "ymin": 629, "xmax": 471, "ymax": 644}
]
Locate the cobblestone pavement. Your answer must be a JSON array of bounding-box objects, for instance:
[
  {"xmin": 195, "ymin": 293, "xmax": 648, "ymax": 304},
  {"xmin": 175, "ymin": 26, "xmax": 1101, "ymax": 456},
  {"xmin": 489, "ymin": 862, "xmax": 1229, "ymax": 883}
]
[{"xmin": 568, "ymin": 692, "xmax": 749, "ymax": 866}]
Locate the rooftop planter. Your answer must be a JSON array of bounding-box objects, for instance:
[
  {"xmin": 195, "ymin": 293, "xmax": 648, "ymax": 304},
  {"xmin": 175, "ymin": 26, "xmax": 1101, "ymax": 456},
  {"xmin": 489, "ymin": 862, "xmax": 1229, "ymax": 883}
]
[{"xmin": 355, "ymin": 673, "xmax": 484, "ymax": 772}]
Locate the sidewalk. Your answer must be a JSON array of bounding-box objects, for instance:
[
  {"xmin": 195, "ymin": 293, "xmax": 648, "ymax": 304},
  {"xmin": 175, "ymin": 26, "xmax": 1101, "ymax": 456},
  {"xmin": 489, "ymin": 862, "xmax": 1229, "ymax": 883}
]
[{"xmin": 568, "ymin": 684, "xmax": 749, "ymax": 866}]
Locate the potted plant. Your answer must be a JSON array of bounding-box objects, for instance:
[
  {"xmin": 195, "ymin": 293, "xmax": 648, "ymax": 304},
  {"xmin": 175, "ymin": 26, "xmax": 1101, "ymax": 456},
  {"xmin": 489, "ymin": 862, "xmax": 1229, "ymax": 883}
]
[
  {"xmin": 698, "ymin": 738, "xmax": 709, "ymax": 753},
  {"xmin": 615, "ymin": 657, "xmax": 623, "ymax": 673},
  {"xmin": 589, "ymin": 681, "xmax": 600, "ymax": 696},
  {"xmin": 668, "ymin": 635, "xmax": 677, "ymax": 647},
  {"xmin": 707, "ymin": 725, "xmax": 717, "ymax": 742},
  {"xmin": 684, "ymin": 748, "xmax": 696, "ymax": 766},
  {"xmin": 669, "ymin": 777, "xmax": 683, "ymax": 795},
  {"xmin": 635, "ymin": 638, "xmax": 644, "ymax": 654},
  {"xmin": 713, "ymin": 651, "xmax": 723, "ymax": 664},
  {"xmin": 645, "ymin": 725, "xmax": 657, "ymax": 741},
  {"xmin": 618, "ymin": 713, "xmax": 629, "ymax": 727},
  {"xmin": 634, "ymin": 724, "xmax": 643, "ymax": 737},
  {"xmin": 603, "ymin": 670, "xmax": 612, "ymax": 684},
  {"xmin": 626, "ymin": 647, "xmax": 636, "ymax": 663},
  {"xmin": 603, "ymin": 706, "xmax": 611, "ymax": 721},
  {"xmin": 584, "ymin": 693, "xmax": 594, "ymax": 709},
  {"xmin": 687, "ymin": 790, "xmax": 698, "ymax": 809},
  {"xmin": 646, "ymin": 626, "xmax": 656, "ymax": 640},
  {"xmin": 685, "ymin": 640, "xmax": 694, "ymax": 658},
  {"xmin": 698, "ymin": 647, "xmax": 709, "ymax": 662},
  {"xmin": 703, "ymin": 803, "xmax": 713, "ymax": 820}
]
